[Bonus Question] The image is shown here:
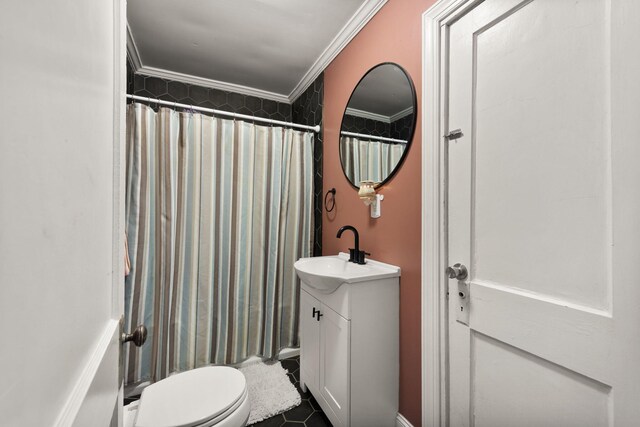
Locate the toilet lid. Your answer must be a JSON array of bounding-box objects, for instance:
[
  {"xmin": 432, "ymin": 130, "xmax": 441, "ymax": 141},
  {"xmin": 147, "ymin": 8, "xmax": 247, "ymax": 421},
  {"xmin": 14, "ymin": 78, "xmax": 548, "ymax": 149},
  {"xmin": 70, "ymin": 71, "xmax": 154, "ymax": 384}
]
[{"xmin": 135, "ymin": 366, "xmax": 247, "ymax": 427}]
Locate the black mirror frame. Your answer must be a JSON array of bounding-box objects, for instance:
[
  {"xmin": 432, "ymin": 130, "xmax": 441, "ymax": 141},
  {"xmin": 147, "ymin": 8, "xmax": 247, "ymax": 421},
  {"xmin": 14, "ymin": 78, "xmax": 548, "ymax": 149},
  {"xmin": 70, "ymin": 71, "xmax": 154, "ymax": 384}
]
[{"xmin": 338, "ymin": 62, "xmax": 418, "ymax": 189}]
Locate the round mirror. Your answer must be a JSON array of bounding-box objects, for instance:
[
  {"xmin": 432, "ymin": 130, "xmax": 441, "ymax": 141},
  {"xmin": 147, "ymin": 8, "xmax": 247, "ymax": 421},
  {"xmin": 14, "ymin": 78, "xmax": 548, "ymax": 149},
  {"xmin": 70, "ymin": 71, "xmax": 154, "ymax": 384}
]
[{"xmin": 339, "ymin": 62, "xmax": 417, "ymax": 188}]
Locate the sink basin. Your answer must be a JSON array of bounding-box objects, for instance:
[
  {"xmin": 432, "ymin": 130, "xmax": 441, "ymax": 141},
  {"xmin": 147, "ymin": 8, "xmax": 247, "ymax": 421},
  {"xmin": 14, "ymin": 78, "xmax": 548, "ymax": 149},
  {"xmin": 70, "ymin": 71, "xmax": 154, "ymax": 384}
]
[{"xmin": 294, "ymin": 252, "xmax": 400, "ymax": 293}]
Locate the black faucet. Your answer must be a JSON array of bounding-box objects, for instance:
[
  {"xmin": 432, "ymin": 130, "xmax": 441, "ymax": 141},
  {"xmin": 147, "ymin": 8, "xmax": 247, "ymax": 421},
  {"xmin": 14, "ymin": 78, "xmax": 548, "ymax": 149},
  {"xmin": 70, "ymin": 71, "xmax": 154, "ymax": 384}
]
[{"xmin": 336, "ymin": 225, "xmax": 369, "ymax": 264}]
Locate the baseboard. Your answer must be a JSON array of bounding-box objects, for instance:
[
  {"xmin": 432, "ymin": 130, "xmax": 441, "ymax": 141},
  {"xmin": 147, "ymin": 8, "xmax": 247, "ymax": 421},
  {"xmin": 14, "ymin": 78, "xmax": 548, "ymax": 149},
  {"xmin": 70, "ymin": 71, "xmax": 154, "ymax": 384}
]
[
  {"xmin": 236, "ymin": 347, "xmax": 300, "ymax": 367},
  {"xmin": 396, "ymin": 413, "xmax": 414, "ymax": 427},
  {"xmin": 124, "ymin": 380, "xmax": 150, "ymax": 398},
  {"xmin": 126, "ymin": 347, "xmax": 301, "ymax": 396},
  {"xmin": 277, "ymin": 347, "xmax": 300, "ymax": 360}
]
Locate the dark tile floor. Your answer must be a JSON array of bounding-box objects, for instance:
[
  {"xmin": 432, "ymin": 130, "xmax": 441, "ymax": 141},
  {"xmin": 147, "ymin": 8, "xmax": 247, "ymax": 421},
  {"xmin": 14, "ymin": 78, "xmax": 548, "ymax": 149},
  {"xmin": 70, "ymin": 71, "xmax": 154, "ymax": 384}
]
[
  {"xmin": 123, "ymin": 356, "xmax": 331, "ymax": 427},
  {"xmin": 254, "ymin": 356, "xmax": 331, "ymax": 427}
]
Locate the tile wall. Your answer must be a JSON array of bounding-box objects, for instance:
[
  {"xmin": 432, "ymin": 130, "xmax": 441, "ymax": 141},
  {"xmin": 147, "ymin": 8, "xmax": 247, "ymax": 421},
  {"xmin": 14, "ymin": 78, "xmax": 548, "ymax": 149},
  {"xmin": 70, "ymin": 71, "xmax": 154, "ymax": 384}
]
[{"xmin": 292, "ymin": 74, "xmax": 324, "ymax": 257}]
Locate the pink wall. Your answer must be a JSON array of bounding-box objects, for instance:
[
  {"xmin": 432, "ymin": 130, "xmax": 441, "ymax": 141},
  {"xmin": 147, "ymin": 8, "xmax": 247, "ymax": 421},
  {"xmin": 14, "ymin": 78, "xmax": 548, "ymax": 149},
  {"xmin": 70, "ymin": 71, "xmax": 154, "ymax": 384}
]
[{"xmin": 322, "ymin": 0, "xmax": 435, "ymax": 424}]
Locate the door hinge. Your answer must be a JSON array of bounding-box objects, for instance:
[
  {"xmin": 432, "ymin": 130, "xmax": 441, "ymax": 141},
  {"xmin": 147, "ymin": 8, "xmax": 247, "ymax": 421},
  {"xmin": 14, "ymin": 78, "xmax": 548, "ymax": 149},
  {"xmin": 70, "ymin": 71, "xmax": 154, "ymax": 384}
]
[{"xmin": 444, "ymin": 129, "xmax": 463, "ymax": 140}]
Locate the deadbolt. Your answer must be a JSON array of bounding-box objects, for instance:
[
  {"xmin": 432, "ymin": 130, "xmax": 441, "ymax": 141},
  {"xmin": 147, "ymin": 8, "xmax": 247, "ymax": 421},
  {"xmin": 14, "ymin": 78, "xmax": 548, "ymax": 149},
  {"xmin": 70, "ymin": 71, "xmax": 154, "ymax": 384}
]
[{"xmin": 446, "ymin": 263, "xmax": 468, "ymax": 280}]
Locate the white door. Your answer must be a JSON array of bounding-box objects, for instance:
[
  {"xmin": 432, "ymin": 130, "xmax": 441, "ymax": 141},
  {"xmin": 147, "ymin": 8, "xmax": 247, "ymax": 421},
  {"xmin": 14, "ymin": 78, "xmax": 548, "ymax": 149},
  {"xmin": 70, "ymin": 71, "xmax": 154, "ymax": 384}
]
[
  {"xmin": 0, "ymin": 0, "xmax": 126, "ymax": 426},
  {"xmin": 446, "ymin": 0, "xmax": 640, "ymax": 425}
]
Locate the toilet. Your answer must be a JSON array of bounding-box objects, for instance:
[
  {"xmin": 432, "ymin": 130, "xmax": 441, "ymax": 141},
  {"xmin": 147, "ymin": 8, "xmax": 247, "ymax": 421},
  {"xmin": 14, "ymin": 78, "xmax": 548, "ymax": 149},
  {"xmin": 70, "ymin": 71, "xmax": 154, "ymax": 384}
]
[{"xmin": 124, "ymin": 366, "xmax": 251, "ymax": 427}]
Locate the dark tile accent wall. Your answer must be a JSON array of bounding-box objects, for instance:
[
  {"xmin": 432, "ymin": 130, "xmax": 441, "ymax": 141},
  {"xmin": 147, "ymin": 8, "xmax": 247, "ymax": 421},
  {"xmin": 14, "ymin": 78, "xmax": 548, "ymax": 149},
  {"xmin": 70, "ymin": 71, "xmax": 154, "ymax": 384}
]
[
  {"xmin": 341, "ymin": 114, "xmax": 391, "ymax": 138},
  {"xmin": 390, "ymin": 113, "xmax": 414, "ymax": 141},
  {"xmin": 126, "ymin": 61, "xmax": 323, "ymax": 255},
  {"xmin": 127, "ymin": 62, "xmax": 292, "ymax": 121},
  {"xmin": 292, "ymin": 73, "xmax": 323, "ymax": 257},
  {"xmin": 127, "ymin": 60, "xmax": 134, "ymax": 95}
]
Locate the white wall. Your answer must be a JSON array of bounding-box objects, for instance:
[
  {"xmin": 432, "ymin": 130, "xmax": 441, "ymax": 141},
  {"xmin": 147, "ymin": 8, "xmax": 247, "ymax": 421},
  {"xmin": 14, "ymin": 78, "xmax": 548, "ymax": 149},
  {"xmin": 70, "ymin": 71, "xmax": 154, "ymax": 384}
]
[{"xmin": 0, "ymin": 1, "xmax": 119, "ymax": 425}]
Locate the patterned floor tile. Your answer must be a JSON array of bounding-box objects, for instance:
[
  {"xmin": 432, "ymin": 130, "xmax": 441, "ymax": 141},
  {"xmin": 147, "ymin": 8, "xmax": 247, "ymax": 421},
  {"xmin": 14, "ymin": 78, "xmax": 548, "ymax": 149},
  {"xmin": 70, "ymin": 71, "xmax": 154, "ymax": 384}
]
[{"xmin": 253, "ymin": 356, "xmax": 330, "ymax": 427}]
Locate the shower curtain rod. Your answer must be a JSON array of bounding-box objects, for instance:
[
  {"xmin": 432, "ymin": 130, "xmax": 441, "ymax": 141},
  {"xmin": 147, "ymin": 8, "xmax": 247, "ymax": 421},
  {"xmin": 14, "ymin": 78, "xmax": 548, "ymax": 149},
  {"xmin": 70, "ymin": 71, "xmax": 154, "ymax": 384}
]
[
  {"xmin": 340, "ymin": 130, "xmax": 407, "ymax": 144},
  {"xmin": 127, "ymin": 94, "xmax": 321, "ymax": 133}
]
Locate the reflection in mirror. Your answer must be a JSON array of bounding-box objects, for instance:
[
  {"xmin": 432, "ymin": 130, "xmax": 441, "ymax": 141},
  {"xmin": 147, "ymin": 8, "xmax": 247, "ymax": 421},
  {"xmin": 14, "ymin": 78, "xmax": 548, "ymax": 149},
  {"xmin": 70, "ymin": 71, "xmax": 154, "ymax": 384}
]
[{"xmin": 339, "ymin": 63, "xmax": 416, "ymax": 188}]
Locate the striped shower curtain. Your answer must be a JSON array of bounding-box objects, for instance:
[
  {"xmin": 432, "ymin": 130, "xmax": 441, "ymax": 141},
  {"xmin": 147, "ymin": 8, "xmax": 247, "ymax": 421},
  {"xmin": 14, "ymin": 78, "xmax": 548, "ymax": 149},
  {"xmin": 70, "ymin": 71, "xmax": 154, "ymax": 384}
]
[
  {"xmin": 340, "ymin": 136, "xmax": 404, "ymax": 185},
  {"xmin": 124, "ymin": 103, "xmax": 314, "ymax": 386}
]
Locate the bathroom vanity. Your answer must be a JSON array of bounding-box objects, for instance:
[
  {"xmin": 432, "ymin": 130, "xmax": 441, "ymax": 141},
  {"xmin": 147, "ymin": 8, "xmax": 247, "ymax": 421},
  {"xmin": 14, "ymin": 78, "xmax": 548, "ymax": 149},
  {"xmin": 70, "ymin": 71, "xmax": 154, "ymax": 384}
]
[{"xmin": 295, "ymin": 253, "xmax": 400, "ymax": 427}]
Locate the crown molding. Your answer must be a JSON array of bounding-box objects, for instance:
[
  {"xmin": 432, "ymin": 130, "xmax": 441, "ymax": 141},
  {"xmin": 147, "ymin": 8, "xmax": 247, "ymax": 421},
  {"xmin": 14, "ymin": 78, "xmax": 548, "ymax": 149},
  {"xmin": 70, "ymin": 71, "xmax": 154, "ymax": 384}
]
[
  {"xmin": 346, "ymin": 107, "xmax": 391, "ymax": 123},
  {"xmin": 288, "ymin": 0, "xmax": 388, "ymax": 102},
  {"xmin": 126, "ymin": 24, "xmax": 142, "ymax": 70},
  {"xmin": 126, "ymin": 22, "xmax": 289, "ymax": 103},
  {"xmin": 346, "ymin": 105, "xmax": 413, "ymax": 123},
  {"xmin": 125, "ymin": 0, "xmax": 388, "ymax": 104},
  {"xmin": 389, "ymin": 106, "xmax": 414, "ymax": 122},
  {"xmin": 135, "ymin": 66, "xmax": 291, "ymax": 103}
]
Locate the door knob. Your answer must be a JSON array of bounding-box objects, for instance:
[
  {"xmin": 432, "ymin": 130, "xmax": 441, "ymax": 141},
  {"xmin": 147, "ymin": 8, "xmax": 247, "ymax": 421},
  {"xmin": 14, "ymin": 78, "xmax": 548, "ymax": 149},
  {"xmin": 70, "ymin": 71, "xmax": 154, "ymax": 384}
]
[
  {"xmin": 122, "ymin": 324, "xmax": 148, "ymax": 347},
  {"xmin": 446, "ymin": 263, "xmax": 468, "ymax": 280}
]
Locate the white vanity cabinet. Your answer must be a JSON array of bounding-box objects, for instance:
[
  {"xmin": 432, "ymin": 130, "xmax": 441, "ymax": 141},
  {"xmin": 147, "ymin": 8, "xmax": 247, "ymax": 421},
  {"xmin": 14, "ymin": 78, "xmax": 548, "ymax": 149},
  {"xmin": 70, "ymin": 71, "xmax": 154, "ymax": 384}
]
[
  {"xmin": 300, "ymin": 289, "xmax": 350, "ymax": 424},
  {"xmin": 297, "ymin": 255, "xmax": 400, "ymax": 427}
]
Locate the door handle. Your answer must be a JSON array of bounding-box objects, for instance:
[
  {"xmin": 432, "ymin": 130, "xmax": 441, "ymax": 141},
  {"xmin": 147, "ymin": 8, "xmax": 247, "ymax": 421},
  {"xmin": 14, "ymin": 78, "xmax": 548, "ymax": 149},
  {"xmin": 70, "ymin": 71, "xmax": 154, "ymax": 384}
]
[
  {"xmin": 119, "ymin": 320, "xmax": 147, "ymax": 383},
  {"xmin": 446, "ymin": 263, "xmax": 468, "ymax": 280},
  {"xmin": 122, "ymin": 324, "xmax": 148, "ymax": 347}
]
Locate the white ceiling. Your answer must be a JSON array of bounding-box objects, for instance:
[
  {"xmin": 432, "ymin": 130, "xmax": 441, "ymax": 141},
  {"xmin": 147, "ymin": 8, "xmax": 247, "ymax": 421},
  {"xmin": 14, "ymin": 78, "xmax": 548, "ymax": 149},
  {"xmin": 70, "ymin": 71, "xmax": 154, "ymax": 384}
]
[
  {"xmin": 127, "ymin": 0, "xmax": 387, "ymax": 103},
  {"xmin": 346, "ymin": 63, "xmax": 415, "ymax": 119}
]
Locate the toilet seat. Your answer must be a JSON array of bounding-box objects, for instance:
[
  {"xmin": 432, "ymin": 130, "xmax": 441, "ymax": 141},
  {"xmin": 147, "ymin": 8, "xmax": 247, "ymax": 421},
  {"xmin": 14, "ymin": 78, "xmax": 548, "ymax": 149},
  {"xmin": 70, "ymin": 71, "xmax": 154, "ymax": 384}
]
[{"xmin": 134, "ymin": 366, "xmax": 248, "ymax": 427}]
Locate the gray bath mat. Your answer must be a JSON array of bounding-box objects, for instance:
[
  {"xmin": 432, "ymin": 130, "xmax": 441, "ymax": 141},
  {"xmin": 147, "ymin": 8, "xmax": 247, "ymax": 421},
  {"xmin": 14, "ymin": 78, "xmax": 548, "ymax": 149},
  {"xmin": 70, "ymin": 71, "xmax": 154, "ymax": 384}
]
[{"xmin": 239, "ymin": 360, "xmax": 301, "ymax": 424}]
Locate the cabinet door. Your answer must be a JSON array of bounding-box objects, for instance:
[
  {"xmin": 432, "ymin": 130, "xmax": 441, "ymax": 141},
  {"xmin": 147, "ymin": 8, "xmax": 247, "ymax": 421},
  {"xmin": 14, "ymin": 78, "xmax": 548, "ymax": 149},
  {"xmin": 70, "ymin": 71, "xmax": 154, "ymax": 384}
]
[
  {"xmin": 320, "ymin": 306, "xmax": 350, "ymax": 426},
  {"xmin": 300, "ymin": 290, "xmax": 320, "ymax": 390}
]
